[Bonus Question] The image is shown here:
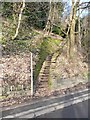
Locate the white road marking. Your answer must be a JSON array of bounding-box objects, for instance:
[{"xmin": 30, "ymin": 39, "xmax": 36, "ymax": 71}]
[{"xmin": 2, "ymin": 93, "xmax": 89, "ymax": 118}]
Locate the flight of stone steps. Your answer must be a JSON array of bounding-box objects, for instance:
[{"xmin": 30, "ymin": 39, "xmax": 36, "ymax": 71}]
[{"xmin": 35, "ymin": 55, "xmax": 52, "ymax": 96}]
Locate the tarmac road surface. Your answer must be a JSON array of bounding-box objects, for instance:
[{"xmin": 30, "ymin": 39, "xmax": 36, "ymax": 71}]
[{"xmin": 38, "ymin": 99, "xmax": 89, "ymax": 118}]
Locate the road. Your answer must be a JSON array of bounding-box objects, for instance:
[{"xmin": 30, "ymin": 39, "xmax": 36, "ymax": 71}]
[
  {"xmin": 1, "ymin": 89, "xmax": 89, "ymax": 119},
  {"xmin": 38, "ymin": 99, "xmax": 89, "ymax": 118}
]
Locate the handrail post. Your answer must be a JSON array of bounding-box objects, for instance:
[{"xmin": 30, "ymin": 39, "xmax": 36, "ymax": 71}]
[{"xmin": 31, "ymin": 52, "xmax": 33, "ymax": 97}]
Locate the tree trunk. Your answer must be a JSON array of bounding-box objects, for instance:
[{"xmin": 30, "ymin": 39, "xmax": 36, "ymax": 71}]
[
  {"xmin": 67, "ymin": 0, "xmax": 75, "ymax": 58},
  {"xmin": 44, "ymin": 0, "xmax": 52, "ymax": 35},
  {"xmin": 12, "ymin": 0, "xmax": 25, "ymax": 40},
  {"xmin": 78, "ymin": 8, "xmax": 81, "ymax": 51},
  {"xmin": 67, "ymin": 0, "xmax": 80, "ymax": 59},
  {"xmin": 44, "ymin": 1, "xmax": 58, "ymax": 35}
]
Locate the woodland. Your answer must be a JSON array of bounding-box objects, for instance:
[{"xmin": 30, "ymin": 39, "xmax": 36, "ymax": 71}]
[{"xmin": 0, "ymin": 0, "xmax": 90, "ymax": 106}]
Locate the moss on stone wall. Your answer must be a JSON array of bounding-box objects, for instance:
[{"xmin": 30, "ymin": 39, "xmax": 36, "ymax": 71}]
[{"xmin": 33, "ymin": 37, "xmax": 61, "ymax": 82}]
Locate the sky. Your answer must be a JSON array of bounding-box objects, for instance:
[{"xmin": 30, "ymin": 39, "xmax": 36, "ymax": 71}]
[
  {"xmin": 63, "ymin": 0, "xmax": 90, "ymax": 17},
  {"xmin": 63, "ymin": 0, "xmax": 90, "ymax": 4},
  {"xmin": 79, "ymin": 0, "xmax": 90, "ymax": 17}
]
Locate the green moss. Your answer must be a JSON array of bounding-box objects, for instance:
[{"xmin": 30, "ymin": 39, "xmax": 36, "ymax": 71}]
[
  {"xmin": 88, "ymin": 72, "xmax": 90, "ymax": 81},
  {"xmin": 34, "ymin": 37, "xmax": 61, "ymax": 82},
  {"xmin": 52, "ymin": 25, "xmax": 60, "ymax": 35},
  {"xmin": 0, "ymin": 96, "xmax": 6, "ymax": 99},
  {"xmin": 48, "ymin": 77, "xmax": 52, "ymax": 89},
  {"xmin": 82, "ymin": 72, "xmax": 89, "ymax": 79}
]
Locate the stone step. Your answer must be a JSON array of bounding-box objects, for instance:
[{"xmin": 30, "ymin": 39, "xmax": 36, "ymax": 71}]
[
  {"xmin": 39, "ymin": 86, "xmax": 48, "ymax": 88},
  {"xmin": 45, "ymin": 62, "xmax": 51, "ymax": 64},
  {"xmin": 45, "ymin": 65, "xmax": 51, "ymax": 66},
  {"xmin": 39, "ymin": 79, "xmax": 48, "ymax": 81},
  {"xmin": 46, "ymin": 58, "xmax": 52, "ymax": 60},
  {"xmin": 39, "ymin": 74, "xmax": 49, "ymax": 77},
  {"xmin": 39, "ymin": 73, "xmax": 49, "ymax": 75},
  {"xmin": 43, "ymin": 68, "xmax": 50, "ymax": 70},
  {"xmin": 44, "ymin": 68, "xmax": 50, "ymax": 70},
  {"xmin": 39, "ymin": 72, "xmax": 49, "ymax": 74},
  {"xmin": 39, "ymin": 80, "xmax": 48, "ymax": 83},
  {"xmin": 51, "ymin": 62, "xmax": 56, "ymax": 63},
  {"xmin": 39, "ymin": 78, "xmax": 48, "ymax": 80},
  {"xmin": 40, "ymin": 72, "xmax": 49, "ymax": 75},
  {"xmin": 39, "ymin": 85, "xmax": 47, "ymax": 88},
  {"xmin": 40, "ymin": 67, "xmax": 50, "ymax": 71},
  {"xmin": 41, "ymin": 79, "xmax": 48, "ymax": 81},
  {"xmin": 36, "ymin": 56, "xmax": 52, "ymax": 92},
  {"xmin": 39, "ymin": 74, "xmax": 48, "ymax": 77},
  {"xmin": 43, "ymin": 67, "xmax": 50, "ymax": 70},
  {"xmin": 38, "ymin": 82, "xmax": 47, "ymax": 84},
  {"xmin": 38, "ymin": 83, "xmax": 48, "ymax": 86},
  {"xmin": 42, "ymin": 68, "xmax": 50, "ymax": 71},
  {"xmin": 42, "ymin": 67, "xmax": 49, "ymax": 69},
  {"xmin": 39, "ymin": 76, "xmax": 48, "ymax": 78},
  {"xmin": 40, "ymin": 71, "xmax": 49, "ymax": 73},
  {"xmin": 40, "ymin": 74, "xmax": 49, "ymax": 76}
]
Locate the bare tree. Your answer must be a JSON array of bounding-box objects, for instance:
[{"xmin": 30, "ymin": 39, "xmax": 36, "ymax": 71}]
[
  {"xmin": 12, "ymin": 0, "xmax": 25, "ymax": 40},
  {"xmin": 67, "ymin": 0, "xmax": 80, "ymax": 58},
  {"xmin": 44, "ymin": 1, "xmax": 59, "ymax": 35}
]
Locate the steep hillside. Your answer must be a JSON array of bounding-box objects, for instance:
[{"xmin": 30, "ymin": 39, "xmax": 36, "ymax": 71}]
[{"xmin": 1, "ymin": 29, "xmax": 89, "ymax": 107}]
